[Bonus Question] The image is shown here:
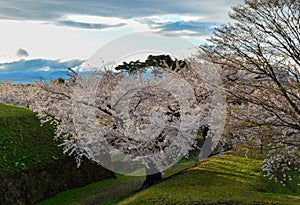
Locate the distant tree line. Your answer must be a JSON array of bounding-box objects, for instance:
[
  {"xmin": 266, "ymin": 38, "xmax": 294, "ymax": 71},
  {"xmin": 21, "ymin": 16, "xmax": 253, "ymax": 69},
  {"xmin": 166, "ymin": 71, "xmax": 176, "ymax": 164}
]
[{"xmin": 115, "ymin": 54, "xmax": 187, "ymax": 73}]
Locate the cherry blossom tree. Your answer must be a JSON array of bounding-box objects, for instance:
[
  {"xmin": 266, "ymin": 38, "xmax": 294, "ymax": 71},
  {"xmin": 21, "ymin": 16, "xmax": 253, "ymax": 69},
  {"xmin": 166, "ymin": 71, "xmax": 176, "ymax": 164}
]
[
  {"xmin": 0, "ymin": 82, "xmax": 34, "ymax": 107},
  {"xmin": 0, "ymin": 62, "xmax": 226, "ymax": 186},
  {"xmin": 200, "ymin": 0, "xmax": 300, "ymax": 187}
]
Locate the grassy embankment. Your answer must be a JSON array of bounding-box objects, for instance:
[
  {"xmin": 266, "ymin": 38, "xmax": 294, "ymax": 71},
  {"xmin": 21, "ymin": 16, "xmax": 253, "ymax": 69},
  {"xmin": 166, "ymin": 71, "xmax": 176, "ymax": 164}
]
[
  {"xmin": 119, "ymin": 154, "xmax": 300, "ymax": 205},
  {"xmin": 0, "ymin": 102, "xmax": 62, "ymax": 173},
  {"xmin": 37, "ymin": 154, "xmax": 300, "ymax": 205}
]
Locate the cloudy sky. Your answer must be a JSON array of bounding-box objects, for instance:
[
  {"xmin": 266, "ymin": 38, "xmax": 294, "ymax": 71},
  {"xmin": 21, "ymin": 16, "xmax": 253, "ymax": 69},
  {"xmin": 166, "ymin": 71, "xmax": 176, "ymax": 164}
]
[{"xmin": 0, "ymin": 0, "xmax": 243, "ymax": 72}]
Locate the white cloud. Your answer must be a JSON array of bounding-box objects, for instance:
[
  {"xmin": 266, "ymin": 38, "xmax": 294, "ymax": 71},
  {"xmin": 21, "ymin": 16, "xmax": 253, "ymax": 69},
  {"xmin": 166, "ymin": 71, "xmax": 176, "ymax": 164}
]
[
  {"xmin": 0, "ymin": 1, "xmax": 243, "ymax": 23},
  {"xmin": 38, "ymin": 66, "xmax": 51, "ymax": 71},
  {"xmin": 61, "ymin": 15, "xmax": 127, "ymax": 25},
  {"xmin": 16, "ymin": 48, "xmax": 29, "ymax": 57},
  {"xmin": 0, "ymin": 65, "xmax": 6, "ymax": 70},
  {"xmin": 56, "ymin": 15, "xmax": 127, "ymax": 30},
  {"xmin": 180, "ymin": 15, "xmax": 204, "ymax": 22},
  {"xmin": 0, "ymin": 20, "xmax": 134, "ymax": 63},
  {"xmin": 143, "ymin": 14, "xmax": 205, "ymax": 24},
  {"xmin": 0, "ymin": 59, "xmax": 83, "ymax": 72},
  {"xmin": 0, "ymin": 0, "xmax": 244, "ymax": 62}
]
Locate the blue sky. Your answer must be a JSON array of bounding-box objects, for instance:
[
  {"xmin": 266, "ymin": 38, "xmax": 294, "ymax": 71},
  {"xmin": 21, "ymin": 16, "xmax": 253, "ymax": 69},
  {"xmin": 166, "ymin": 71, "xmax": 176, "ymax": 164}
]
[{"xmin": 0, "ymin": 0, "xmax": 243, "ymax": 73}]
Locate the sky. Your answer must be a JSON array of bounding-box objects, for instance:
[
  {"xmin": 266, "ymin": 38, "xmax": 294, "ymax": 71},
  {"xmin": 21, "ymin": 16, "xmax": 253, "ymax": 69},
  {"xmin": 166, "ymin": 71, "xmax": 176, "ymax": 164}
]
[{"xmin": 0, "ymin": 0, "xmax": 243, "ymax": 74}]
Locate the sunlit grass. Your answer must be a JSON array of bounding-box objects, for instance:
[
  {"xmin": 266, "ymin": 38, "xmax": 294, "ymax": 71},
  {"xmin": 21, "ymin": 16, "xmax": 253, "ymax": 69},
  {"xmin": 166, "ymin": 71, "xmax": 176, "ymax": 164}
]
[
  {"xmin": 118, "ymin": 153, "xmax": 300, "ymax": 205},
  {"xmin": 36, "ymin": 153, "xmax": 300, "ymax": 205}
]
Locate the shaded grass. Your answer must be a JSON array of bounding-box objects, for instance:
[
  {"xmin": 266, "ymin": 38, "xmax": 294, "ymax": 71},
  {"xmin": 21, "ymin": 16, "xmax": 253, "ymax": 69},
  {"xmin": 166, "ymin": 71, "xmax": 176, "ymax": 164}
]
[
  {"xmin": 118, "ymin": 153, "xmax": 300, "ymax": 205},
  {"xmin": 35, "ymin": 174, "xmax": 145, "ymax": 205},
  {"xmin": 35, "ymin": 158, "xmax": 196, "ymax": 205},
  {"xmin": 0, "ymin": 102, "xmax": 63, "ymax": 173}
]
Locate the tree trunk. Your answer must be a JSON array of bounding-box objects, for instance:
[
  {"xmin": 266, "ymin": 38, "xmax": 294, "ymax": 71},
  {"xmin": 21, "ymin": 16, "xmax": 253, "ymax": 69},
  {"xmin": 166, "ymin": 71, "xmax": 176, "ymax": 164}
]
[
  {"xmin": 141, "ymin": 161, "xmax": 162, "ymax": 189},
  {"xmin": 142, "ymin": 171, "xmax": 162, "ymax": 188}
]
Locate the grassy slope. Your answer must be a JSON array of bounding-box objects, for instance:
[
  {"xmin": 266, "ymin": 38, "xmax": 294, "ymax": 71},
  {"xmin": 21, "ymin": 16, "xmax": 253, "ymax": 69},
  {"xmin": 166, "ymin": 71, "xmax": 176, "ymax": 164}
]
[
  {"xmin": 0, "ymin": 102, "xmax": 62, "ymax": 173},
  {"xmin": 35, "ymin": 158, "xmax": 196, "ymax": 205},
  {"xmin": 35, "ymin": 174, "xmax": 145, "ymax": 205},
  {"xmin": 119, "ymin": 154, "xmax": 300, "ymax": 205},
  {"xmin": 37, "ymin": 154, "xmax": 300, "ymax": 205}
]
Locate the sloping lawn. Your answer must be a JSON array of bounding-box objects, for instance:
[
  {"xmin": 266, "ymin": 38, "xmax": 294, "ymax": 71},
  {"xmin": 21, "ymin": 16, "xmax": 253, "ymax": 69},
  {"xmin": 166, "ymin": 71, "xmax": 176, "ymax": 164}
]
[
  {"xmin": 36, "ymin": 153, "xmax": 300, "ymax": 205},
  {"xmin": 0, "ymin": 102, "xmax": 62, "ymax": 173},
  {"xmin": 35, "ymin": 174, "xmax": 145, "ymax": 205},
  {"xmin": 118, "ymin": 154, "xmax": 300, "ymax": 205},
  {"xmin": 35, "ymin": 158, "xmax": 196, "ymax": 205}
]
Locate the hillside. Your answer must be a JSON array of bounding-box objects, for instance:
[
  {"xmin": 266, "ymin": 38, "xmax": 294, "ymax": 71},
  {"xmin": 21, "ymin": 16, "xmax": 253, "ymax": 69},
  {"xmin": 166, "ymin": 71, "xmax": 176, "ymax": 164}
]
[
  {"xmin": 36, "ymin": 153, "xmax": 300, "ymax": 205},
  {"xmin": 0, "ymin": 102, "xmax": 62, "ymax": 173},
  {"xmin": 119, "ymin": 154, "xmax": 300, "ymax": 205}
]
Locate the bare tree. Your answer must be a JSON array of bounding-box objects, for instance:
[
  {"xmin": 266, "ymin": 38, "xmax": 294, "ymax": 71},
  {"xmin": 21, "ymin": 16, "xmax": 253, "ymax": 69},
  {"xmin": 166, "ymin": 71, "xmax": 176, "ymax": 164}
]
[{"xmin": 201, "ymin": 0, "xmax": 300, "ymax": 187}]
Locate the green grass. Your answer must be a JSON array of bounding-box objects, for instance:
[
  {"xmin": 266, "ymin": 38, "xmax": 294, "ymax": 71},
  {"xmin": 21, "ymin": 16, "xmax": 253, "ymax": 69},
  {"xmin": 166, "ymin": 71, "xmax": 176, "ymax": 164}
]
[
  {"xmin": 35, "ymin": 153, "xmax": 300, "ymax": 205},
  {"xmin": 34, "ymin": 174, "xmax": 145, "ymax": 205},
  {"xmin": 119, "ymin": 153, "xmax": 300, "ymax": 205},
  {"xmin": 0, "ymin": 102, "xmax": 63, "ymax": 173},
  {"xmin": 35, "ymin": 157, "xmax": 196, "ymax": 205}
]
